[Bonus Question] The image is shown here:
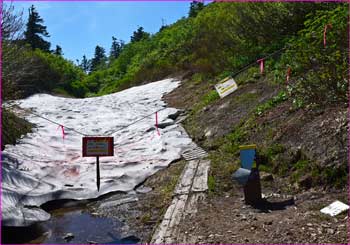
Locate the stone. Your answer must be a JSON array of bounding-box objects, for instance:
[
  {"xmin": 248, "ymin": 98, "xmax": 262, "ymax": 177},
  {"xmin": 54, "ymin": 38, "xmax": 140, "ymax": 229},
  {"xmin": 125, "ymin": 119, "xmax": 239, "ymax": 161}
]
[
  {"xmin": 87, "ymin": 240, "xmax": 98, "ymax": 244},
  {"xmin": 260, "ymin": 172, "xmax": 273, "ymax": 181},
  {"xmin": 63, "ymin": 233, "xmax": 74, "ymax": 241},
  {"xmin": 298, "ymin": 175, "xmax": 313, "ymax": 189},
  {"xmin": 204, "ymin": 129, "xmax": 212, "ymax": 138}
]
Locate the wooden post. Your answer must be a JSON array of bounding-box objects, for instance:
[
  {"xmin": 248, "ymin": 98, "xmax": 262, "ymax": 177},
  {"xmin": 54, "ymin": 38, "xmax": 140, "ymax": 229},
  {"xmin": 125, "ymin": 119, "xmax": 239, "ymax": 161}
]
[
  {"xmin": 96, "ymin": 156, "xmax": 100, "ymax": 191},
  {"xmin": 243, "ymin": 168, "xmax": 262, "ymax": 205}
]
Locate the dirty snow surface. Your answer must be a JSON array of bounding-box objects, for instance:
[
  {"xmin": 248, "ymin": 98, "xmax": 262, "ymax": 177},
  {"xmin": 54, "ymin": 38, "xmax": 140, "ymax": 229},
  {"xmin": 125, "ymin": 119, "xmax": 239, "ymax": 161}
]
[{"xmin": 2, "ymin": 78, "xmax": 192, "ymax": 226}]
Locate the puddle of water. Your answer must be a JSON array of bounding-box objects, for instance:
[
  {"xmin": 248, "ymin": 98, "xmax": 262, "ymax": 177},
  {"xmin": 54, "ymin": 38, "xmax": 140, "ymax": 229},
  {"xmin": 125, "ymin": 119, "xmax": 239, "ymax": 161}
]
[
  {"xmin": 2, "ymin": 207, "xmax": 129, "ymax": 244},
  {"xmin": 31, "ymin": 209, "xmax": 124, "ymax": 244}
]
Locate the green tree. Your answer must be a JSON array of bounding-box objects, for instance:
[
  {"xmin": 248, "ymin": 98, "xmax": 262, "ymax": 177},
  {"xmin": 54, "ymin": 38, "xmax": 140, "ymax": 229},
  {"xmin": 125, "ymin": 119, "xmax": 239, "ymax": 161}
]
[
  {"xmin": 90, "ymin": 45, "xmax": 107, "ymax": 71},
  {"xmin": 79, "ymin": 55, "xmax": 91, "ymax": 73},
  {"xmin": 189, "ymin": 1, "xmax": 204, "ymax": 18},
  {"xmin": 130, "ymin": 26, "xmax": 150, "ymax": 43},
  {"xmin": 24, "ymin": 5, "xmax": 50, "ymax": 51},
  {"xmin": 159, "ymin": 18, "xmax": 168, "ymax": 32},
  {"xmin": 53, "ymin": 45, "xmax": 63, "ymax": 56},
  {"xmin": 109, "ymin": 36, "xmax": 124, "ymax": 61}
]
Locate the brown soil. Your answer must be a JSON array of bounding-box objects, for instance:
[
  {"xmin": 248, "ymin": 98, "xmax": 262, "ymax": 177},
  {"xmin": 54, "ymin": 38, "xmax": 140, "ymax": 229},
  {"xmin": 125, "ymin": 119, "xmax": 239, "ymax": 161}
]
[
  {"xmin": 163, "ymin": 76, "xmax": 349, "ymax": 244},
  {"xmin": 179, "ymin": 184, "xmax": 348, "ymax": 244}
]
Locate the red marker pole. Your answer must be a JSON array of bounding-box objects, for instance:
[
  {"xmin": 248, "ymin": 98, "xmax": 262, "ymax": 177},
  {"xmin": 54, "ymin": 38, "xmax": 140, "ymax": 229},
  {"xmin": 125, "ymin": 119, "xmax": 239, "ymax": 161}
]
[
  {"xmin": 323, "ymin": 24, "xmax": 332, "ymax": 48},
  {"xmin": 257, "ymin": 59, "xmax": 264, "ymax": 74},
  {"xmin": 57, "ymin": 125, "xmax": 65, "ymax": 140},
  {"xmin": 286, "ymin": 67, "xmax": 291, "ymax": 84},
  {"xmin": 156, "ymin": 112, "xmax": 160, "ymax": 136}
]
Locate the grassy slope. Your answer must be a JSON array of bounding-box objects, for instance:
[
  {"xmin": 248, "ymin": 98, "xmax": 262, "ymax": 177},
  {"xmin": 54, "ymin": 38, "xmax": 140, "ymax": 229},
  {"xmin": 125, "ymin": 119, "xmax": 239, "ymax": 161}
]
[
  {"xmin": 165, "ymin": 65, "xmax": 347, "ymax": 194},
  {"xmin": 2, "ymin": 109, "xmax": 33, "ymax": 150}
]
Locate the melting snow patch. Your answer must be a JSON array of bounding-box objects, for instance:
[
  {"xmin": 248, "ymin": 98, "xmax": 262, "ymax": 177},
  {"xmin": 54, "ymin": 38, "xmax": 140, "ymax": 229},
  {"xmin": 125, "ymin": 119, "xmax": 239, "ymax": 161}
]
[{"xmin": 2, "ymin": 78, "xmax": 192, "ymax": 226}]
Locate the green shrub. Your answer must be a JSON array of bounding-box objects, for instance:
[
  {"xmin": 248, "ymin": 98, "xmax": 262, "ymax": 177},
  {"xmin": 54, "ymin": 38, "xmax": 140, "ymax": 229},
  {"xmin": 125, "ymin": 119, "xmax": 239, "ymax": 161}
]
[
  {"xmin": 2, "ymin": 109, "xmax": 32, "ymax": 150},
  {"xmin": 256, "ymin": 91, "xmax": 288, "ymax": 116},
  {"xmin": 277, "ymin": 5, "xmax": 348, "ymax": 107}
]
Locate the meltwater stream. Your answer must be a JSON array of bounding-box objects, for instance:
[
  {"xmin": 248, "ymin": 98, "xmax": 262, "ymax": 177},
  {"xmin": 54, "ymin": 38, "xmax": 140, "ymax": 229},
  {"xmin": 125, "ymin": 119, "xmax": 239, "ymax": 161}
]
[{"xmin": 2, "ymin": 78, "xmax": 192, "ymax": 227}]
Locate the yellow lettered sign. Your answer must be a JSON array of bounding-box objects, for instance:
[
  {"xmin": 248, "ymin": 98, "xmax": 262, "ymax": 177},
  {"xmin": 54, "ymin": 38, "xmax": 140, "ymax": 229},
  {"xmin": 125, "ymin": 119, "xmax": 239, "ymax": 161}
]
[{"xmin": 215, "ymin": 77, "xmax": 238, "ymax": 98}]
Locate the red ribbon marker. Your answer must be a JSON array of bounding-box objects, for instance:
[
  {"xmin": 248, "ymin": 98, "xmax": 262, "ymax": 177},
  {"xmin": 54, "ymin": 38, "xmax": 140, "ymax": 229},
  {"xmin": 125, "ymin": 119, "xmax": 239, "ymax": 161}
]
[
  {"xmin": 257, "ymin": 58, "xmax": 264, "ymax": 74},
  {"xmin": 57, "ymin": 125, "xmax": 65, "ymax": 140},
  {"xmin": 286, "ymin": 67, "xmax": 292, "ymax": 84},
  {"xmin": 155, "ymin": 112, "xmax": 160, "ymax": 136},
  {"xmin": 323, "ymin": 23, "xmax": 332, "ymax": 48}
]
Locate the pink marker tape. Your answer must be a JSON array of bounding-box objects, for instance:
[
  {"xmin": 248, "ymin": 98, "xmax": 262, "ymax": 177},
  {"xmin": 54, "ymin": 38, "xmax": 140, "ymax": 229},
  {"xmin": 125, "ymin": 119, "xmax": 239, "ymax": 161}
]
[
  {"xmin": 57, "ymin": 125, "xmax": 65, "ymax": 140},
  {"xmin": 156, "ymin": 111, "xmax": 160, "ymax": 136}
]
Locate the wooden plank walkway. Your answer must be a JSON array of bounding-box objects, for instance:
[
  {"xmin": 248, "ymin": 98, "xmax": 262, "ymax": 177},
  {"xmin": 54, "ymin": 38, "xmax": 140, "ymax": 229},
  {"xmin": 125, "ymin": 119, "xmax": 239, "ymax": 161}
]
[
  {"xmin": 181, "ymin": 146, "xmax": 208, "ymax": 161},
  {"xmin": 151, "ymin": 158, "xmax": 210, "ymax": 244}
]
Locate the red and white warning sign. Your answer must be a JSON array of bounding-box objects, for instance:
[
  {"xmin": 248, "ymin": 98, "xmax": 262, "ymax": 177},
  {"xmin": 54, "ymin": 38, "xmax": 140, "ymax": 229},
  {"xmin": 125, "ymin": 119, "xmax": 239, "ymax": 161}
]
[{"xmin": 82, "ymin": 137, "xmax": 114, "ymax": 157}]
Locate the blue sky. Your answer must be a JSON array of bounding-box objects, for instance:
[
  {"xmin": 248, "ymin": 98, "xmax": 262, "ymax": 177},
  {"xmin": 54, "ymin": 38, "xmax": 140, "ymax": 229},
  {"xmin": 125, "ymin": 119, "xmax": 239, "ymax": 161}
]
[{"xmin": 13, "ymin": 1, "xmax": 192, "ymax": 63}]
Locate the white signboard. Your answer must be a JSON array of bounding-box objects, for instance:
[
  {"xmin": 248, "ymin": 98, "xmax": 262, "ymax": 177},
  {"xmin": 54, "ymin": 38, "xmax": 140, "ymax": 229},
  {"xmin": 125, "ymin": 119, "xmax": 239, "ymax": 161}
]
[
  {"xmin": 320, "ymin": 200, "xmax": 349, "ymax": 216},
  {"xmin": 215, "ymin": 77, "xmax": 238, "ymax": 98}
]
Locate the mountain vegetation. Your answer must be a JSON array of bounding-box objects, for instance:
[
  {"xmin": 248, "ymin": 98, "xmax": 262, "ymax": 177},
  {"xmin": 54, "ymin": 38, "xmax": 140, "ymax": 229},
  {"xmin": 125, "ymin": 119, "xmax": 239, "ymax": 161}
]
[
  {"xmin": 2, "ymin": 2, "xmax": 346, "ymax": 104},
  {"xmin": 2, "ymin": 2, "xmax": 348, "ymax": 188}
]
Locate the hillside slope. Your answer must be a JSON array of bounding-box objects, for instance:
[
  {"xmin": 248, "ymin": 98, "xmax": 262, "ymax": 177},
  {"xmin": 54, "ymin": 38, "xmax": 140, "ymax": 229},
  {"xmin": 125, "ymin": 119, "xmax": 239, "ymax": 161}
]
[
  {"xmin": 163, "ymin": 56, "xmax": 347, "ymax": 245},
  {"xmin": 160, "ymin": 4, "xmax": 348, "ymax": 242}
]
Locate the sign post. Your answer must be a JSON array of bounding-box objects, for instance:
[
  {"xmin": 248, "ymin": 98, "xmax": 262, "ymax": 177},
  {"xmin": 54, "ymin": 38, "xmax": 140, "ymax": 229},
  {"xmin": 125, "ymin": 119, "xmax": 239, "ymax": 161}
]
[
  {"xmin": 96, "ymin": 156, "xmax": 100, "ymax": 191},
  {"xmin": 82, "ymin": 137, "xmax": 114, "ymax": 191}
]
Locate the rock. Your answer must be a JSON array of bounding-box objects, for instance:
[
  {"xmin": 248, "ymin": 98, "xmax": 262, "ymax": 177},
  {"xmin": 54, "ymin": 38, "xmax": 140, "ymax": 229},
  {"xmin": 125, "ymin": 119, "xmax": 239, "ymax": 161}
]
[
  {"xmin": 326, "ymin": 228, "xmax": 335, "ymax": 234},
  {"xmin": 157, "ymin": 120, "xmax": 174, "ymax": 129},
  {"xmin": 260, "ymin": 172, "xmax": 273, "ymax": 181},
  {"xmin": 87, "ymin": 240, "xmax": 98, "ymax": 244},
  {"xmin": 298, "ymin": 175, "xmax": 313, "ymax": 189},
  {"xmin": 306, "ymin": 223, "xmax": 313, "ymax": 227},
  {"xmin": 208, "ymin": 234, "xmax": 214, "ymax": 238},
  {"xmin": 63, "ymin": 233, "xmax": 74, "ymax": 241},
  {"xmin": 135, "ymin": 186, "xmax": 152, "ymax": 194},
  {"xmin": 202, "ymin": 106, "xmax": 209, "ymax": 112},
  {"xmin": 265, "ymin": 221, "xmax": 273, "ymax": 225},
  {"xmin": 168, "ymin": 110, "xmax": 181, "ymax": 120},
  {"xmin": 204, "ymin": 129, "xmax": 212, "ymax": 138}
]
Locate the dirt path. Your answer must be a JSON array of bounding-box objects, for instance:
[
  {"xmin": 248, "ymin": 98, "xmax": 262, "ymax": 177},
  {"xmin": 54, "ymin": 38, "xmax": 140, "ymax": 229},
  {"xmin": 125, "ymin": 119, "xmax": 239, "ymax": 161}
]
[{"xmin": 178, "ymin": 183, "xmax": 348, "ymax": 244}]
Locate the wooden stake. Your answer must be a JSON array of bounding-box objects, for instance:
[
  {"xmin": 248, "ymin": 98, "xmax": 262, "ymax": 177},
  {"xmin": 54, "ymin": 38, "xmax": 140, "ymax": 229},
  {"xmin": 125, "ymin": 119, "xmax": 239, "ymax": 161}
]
[{"xmin": 96, "ymin": 156, "xmax": 100, "ymax": 191}]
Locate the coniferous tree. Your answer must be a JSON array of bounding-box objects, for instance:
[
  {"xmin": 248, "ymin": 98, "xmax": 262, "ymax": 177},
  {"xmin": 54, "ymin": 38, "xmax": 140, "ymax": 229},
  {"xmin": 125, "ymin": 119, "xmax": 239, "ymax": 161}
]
[
  {"xmin": 79, "ymin": 55, "xmax": 91, "ymax": 73},
  {"xmin": 53, "ymin": 45, "xmax": 63, "ymax": 56},
  {"xmin": 159, "ymin": 18, "xmax": 168, "ymax": 32},
  {"xmin": 24, "ymin": 5, "xmax": 50, "ymax": 51},
  {"xmin": 109, "ymin": 36, "xmax": 124, "ymax": 61},
  {"xmin": 189, "ymin": 1, "xmax": 204, "ymax": 18},
  {"xmin": 90, "ymin": 46, "xmax": 106, "ymax": 71},
  {"xmin": 130, "ymin": 26, "xmax": 150, "ymax": 43}
]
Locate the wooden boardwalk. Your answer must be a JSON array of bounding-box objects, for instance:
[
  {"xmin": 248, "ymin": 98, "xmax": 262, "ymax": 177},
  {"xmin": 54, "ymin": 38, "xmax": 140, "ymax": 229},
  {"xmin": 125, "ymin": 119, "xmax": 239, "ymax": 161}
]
[{"xmin": 151, "ymin": 158, "xmax": 210, "ymax": 244}]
